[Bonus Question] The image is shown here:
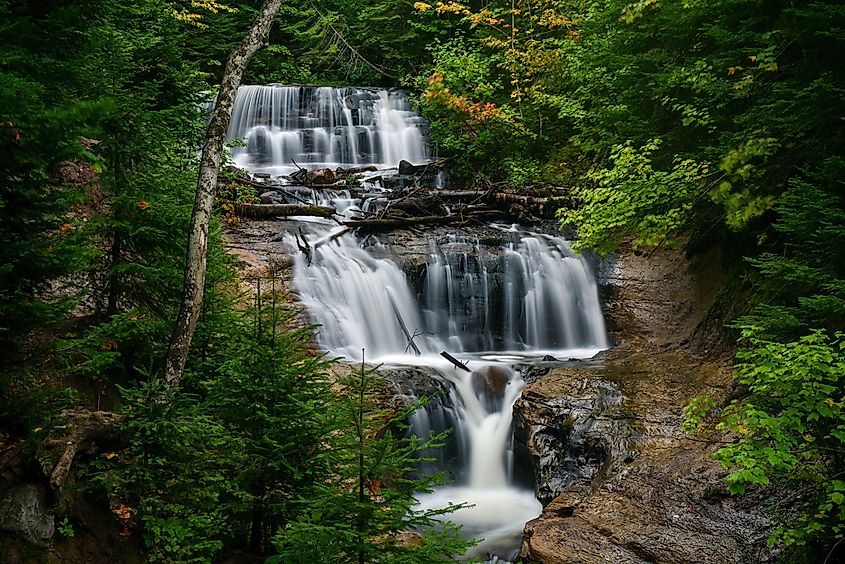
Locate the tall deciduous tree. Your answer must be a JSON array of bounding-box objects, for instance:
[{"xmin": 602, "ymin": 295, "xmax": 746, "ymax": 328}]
[{"xmin": 164, "ymin": 0, "xmax": 284, "ymax": 387}]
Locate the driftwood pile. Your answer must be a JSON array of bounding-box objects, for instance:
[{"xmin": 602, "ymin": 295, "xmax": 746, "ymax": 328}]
[{"xmin": 219, "ymin": 163, "xmax": 574, "ymax": 233}]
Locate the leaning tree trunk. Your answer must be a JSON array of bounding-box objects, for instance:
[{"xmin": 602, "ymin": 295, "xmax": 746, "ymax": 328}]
[{"xmin": 163, "ymin": 0, "xmax": 285, "ymax": 388}]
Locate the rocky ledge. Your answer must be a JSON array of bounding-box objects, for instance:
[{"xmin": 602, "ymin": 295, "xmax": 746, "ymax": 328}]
[{"xmin": 515, "ymin": 244, "xmax": 777, "ymax": 563}]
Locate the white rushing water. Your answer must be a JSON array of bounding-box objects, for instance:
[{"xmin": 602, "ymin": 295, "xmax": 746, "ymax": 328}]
[
  {"xmin": 227, "ymin": 85, "xmax": 429, "ymax": 175},
  {"xmin": 412, "ymin": 365, "xmax": 543, "ymax": 561},
  {"xmin": 287, "ymin": 219, "xmax": 608, "ymax": 561},
  {"xmin": 231, "ymin": 83, "xmax": 608, "ymax": 560},
  {"xmin": 291, "ymin": 223, "xmax": 607, "ymax": 362}
]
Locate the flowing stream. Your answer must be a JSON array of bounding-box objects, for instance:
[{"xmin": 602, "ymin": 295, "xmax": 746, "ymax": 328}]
[{"xmin": 232, "ymin": 85, "xmax": 609, "ymax": 560}]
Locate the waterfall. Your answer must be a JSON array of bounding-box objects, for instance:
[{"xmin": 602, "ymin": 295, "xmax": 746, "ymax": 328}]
[
  {"xmin": 227, "ymin": 85, "xmax": 429, "ymax": 175},
  {"xmin": 291, "ymin": 224, "xmax": 607, "ymax": 362},
  {"xmin": 288, "ymin": 219, "xmax": 608, "ymax": 561},
  {"xmin": 412, "ymin": 367, "xmax": 543, "ymax": 560}
]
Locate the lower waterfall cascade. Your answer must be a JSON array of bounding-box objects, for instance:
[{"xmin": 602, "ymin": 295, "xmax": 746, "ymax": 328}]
[{"xmin": 285, "ymin": 216, "xmax": 610, "ymax": 561}]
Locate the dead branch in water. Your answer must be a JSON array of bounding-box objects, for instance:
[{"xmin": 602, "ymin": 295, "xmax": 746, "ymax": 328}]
[{"xmin": 441, "ymin": 351, "xmax": 471, "ymax": 372}]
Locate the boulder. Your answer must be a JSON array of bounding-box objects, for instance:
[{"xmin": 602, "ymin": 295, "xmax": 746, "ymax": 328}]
[
  {"xmin": 309, "ymin": 168, "xmax": 335, "ymax": 185},
  {"xmin": 383, "ymin": 366, "xmax": 447, "ymax": 400},
  {"xmin": 471, "ymin": 365, "xmax": 511, "ymax": 398},
  {"xmin": 514, "ymin": 370, "xmax": 625, "ymax": 505},
  {"xmin": 470, "ymin": 365, "xmax": 512, "ymax": 413},
  {"xmin": 0, "ymin": 484, "xmax": 54, "ymax": 546},
  {"xmin": 260, "ymin": 190, "xmax": 284, "ymax": 205}
]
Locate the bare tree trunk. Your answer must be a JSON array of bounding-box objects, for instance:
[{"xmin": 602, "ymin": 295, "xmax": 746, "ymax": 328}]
[{"xmin": 163, "ymin": 0, "xmax": 285, "ymax": 388}]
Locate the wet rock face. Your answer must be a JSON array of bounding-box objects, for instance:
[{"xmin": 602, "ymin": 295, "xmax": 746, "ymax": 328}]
[
  {"xmin": 0, "ymin": 484, "xmax": 54, "ymax": 546},
  {"xmin": 514, "ymin": 369, "xmax": 628, "ymax": 505},
  {"xmin": 383, "ymin": 365, "xmax": 448, "ymax": 400},
  {"xmin": 517, "ymin": 349, "xmax": 777, "ymax": 564},
  {"xmin": 595, "ymin": 243, "xmax": 728, "ymax": 353}
]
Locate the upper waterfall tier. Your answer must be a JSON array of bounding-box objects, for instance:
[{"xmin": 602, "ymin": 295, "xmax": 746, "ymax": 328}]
[{"xmin": 227, "ymin": 85, "xmax": 430, "ymax": 175}]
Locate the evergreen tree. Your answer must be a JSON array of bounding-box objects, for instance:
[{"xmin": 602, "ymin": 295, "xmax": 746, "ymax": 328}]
[{"xmin": 269, "ymin": 355, "xmax": 472, "ymax": 563}]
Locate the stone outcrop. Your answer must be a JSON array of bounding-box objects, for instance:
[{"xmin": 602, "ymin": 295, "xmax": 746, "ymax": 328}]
[
  {"xmin": 517, "ymin": 243, "xmax": 776, "ymax": 563},
  {"xmin": 514, "ymin": 369, "xmax": 628, "ymax": 506},
  {"xmin": 0, "ymin": 484, "xmax": 54, "ymax": 546},
  {"xmin": 517, "ymin": 349, "xmax": 775, "ymax": 563}
]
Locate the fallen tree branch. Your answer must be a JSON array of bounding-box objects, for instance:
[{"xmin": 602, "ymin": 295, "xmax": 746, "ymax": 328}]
[
  {"xmin": 295, "ymin": 227, "xmax": 313, "ymax": 265},
  {"xmin": 314, "ymin": 226, "xmax": 352, "ymax": 248},
  {"xmin": 389, "ymin": 297, "xmax": 421, "ymax": 356},
  {"xmin": 228, "ymin": 202, "xmax": 335, "ymax": 218},
  {"xmin": 440, "ymin": 351, "xmax": 470, "ymax": 372}
]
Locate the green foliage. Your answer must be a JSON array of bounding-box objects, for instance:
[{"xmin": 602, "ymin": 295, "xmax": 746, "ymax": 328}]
[
  {"xmin": 88, "ymin": 378, "xmax": 241, "ymax": 562},
  {"xmin": 0, "ymin": 94, "xmax": 105, "ymax": 354},
  {"xmin": 680, "ymin": 396, "xmax": 717, "ymax": 436},
  {"xmin": 83, "ymin": 296, "xmax": 335, "ymax": 561},
  {"xmin": 684, "ymin": 164, "xmax": 845, "ymax": 552},
  {"xmin": 560, "ymin": 139, "xmax": 705, "ymax": 254},
  {"xmin": 711, "ymin": 330, "xmax": 844, "ymax": 548},
  {"xmin": 269, "ymin": 357, "xmax": 472, "ymax": 563},
  {"xmin": 57, "ymin": 516, "xmax": 76, "ymax": 539},
  {"xmin": 84, "ymin": 301, "xmax": 469, "ymax": 563},
  {"xmin": 271, "ymin": 0, "xmax": 447, "ymax": 86},
  {"xmin": 398, "ymin": 1, "xmax": 842, "ymax": 243}
]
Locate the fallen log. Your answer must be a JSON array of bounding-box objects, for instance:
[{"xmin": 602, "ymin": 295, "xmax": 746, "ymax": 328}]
[
  {"xmin": 492, "ymin": 192, "xmax": 575, "ymax": 219},
  {"xmin": 441, "ymin": 351, "xmax": 470, "ymax": 372},
  {"xmin": 492, "ymin": 192, "xmax": 572, "ymax": 206},
  {"xmin": 228, "ymin": 201, "xmax": 335, "ymax": 219},
  {"xmin": 314, "ymin": 226, "xmax": 352, "ymax": 249},
  {"xmin": 335, "ymin": 165, "xmax": 378, "ymax": 178},
  {"xmin": 36, "ymin": 409, "xmax": 126, "ymax": 509},
  {"xmin": 436, "ymin": 190, "xmax": 486, "ymax": 200}
]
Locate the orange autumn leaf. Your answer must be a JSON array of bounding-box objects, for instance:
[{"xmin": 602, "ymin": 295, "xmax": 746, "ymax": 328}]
[
  {"xmin": 59, "ymin": 223, "xmax": 74, "ymax": 234},
  {"xmin": 366, "ymin": 479, "xmax": 382, "ymax": 495},
  {"xmin": 137, "ymin": 200, "xmax": 149, "ymax": 210},
  {"xmin": 112, "ymin": 504, "xmax": 133, "ymax": 521}
]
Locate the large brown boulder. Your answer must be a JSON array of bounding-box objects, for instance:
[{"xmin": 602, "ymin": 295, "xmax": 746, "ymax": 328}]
[
  {"xmin": 471, "ymin": 365, "xmax": 511, "ymax": 398},
  {"xmin": 309, "ymin": 168, "xmax": 335, "ymax": 185}
]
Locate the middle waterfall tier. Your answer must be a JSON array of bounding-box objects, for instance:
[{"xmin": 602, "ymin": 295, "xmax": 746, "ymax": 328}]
[
  {"xmin": 290, "ymin": 223, "xmax": 608, "ymax": 362},
  {"xmin": 227, "ymin": 85, "xmax": 430, "ymax": 175}
]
